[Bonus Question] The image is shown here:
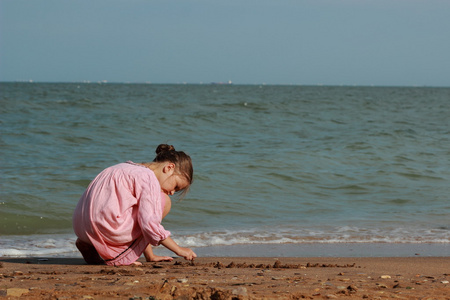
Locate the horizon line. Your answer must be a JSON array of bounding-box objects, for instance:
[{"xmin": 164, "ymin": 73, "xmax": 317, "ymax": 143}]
[{"xmin": 1, "ymin": 80, "xmax": 448, "ymax": 88}]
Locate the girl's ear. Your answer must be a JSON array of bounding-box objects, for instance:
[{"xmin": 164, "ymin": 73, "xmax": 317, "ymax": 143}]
[{"xmin": 163, "ymin": 163, "xmax": 175, "ymax": 174}]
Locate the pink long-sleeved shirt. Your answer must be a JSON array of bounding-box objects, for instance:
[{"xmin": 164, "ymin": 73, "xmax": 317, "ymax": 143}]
[{"xmin": 73, "ymin": 161, "xmax": 170, "ymax": 261}]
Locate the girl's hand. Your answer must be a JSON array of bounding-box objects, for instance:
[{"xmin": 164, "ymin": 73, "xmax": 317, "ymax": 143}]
[{"xmin": 177, "ymin": 247, "xmax": 197, "ymax": 261}]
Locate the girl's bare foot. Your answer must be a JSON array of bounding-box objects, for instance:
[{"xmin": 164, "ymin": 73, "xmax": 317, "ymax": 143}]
[
  {"xmin": 75, "ymin": 238, "xmax": 105, "ymax": 265},
  {"xmin": 146, "ymin": 255, "xmax": 174, "ymax": 262}
]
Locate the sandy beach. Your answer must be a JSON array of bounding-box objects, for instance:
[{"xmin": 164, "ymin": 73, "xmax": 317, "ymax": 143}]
[{"xmin": 1, "ymin": 256, "xmax": 449, "ymax": 299}]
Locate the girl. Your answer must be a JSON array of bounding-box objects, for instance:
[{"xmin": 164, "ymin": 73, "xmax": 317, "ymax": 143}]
[{"xmin": 73, "ymin": 144, "xmax": 196, "ymax": 265}]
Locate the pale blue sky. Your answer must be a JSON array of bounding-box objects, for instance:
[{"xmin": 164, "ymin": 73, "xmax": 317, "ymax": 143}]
[{"xmin": 1, "ymin": 0, "xmax": 449, "ymax": 86}]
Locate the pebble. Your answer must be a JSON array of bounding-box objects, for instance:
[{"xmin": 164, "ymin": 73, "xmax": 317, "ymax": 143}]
[
  {"xmin": 13, "ymin": 271, "xmax": 24, "ymax": 276},
  {"xmin": 441, "ymin": 280, "xmax": 449, "ymax": 284},
  {"xmin": 347, "ymin": 285, "xmax": 358, "ymax": 292},
  {"xmin": 326, "ymin": 295, "xmax": 338, "ymax": 299},
  {"xmin": 380, "ymin": 275, "xmax": 391, "ymax": 279},
  {"xmin": 177, "ymin": 278, "xmax": 188, "ymax": 283},
  {"xmin": 232, "ymin": 286, "xmax": 248, "ymax": 296}
]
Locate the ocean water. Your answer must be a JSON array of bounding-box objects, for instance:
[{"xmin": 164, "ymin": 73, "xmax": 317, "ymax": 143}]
[{"xmin": 1, "ymin": 83, "xmax": 449, "ymax": 258}]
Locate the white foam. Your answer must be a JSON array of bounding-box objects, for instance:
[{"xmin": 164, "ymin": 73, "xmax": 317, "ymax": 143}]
[{"xmin": 0, "ymin": 234, "xmax": 79, "ymax": 257}]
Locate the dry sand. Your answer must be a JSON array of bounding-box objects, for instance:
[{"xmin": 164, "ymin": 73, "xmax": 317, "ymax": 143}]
[{"xmin": 1, "ymin": 256, "xmax": 449, "ymax": 299}]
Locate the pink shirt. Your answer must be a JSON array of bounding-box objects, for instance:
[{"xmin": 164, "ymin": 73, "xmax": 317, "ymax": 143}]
[{"xmin": 73, "ymin": 161, "xmax": 170, "ymax": 261}]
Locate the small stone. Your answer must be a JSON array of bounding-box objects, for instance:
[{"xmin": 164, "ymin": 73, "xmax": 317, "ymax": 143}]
[
  {"xmin": 177, "ymin": 278, "xmax": 188, "ymax": 283},
  {"xmin": 380, "ymin": 275, "xmax": 391, "ymax": 279},
  {"xmin": 347, "ymin": 285, "xmax": 358, "ymax": 292},
  {"xmin": 7, "ymin": 288, "xmax": 29, "ymax": 297},
  {"xmin": 326, "ymin": 295, "xmax": 338, "ymax": 299},
  {"xmin": 232, "ymin": 286, "xmax": 248, "ymax": 296},
  {"xmin": 441, "ymin": 280, "xmax": 449, "ymax": 284},
  {"xmin": 13, "ymin": 271, "xmax": 24, "ymax": 276}
]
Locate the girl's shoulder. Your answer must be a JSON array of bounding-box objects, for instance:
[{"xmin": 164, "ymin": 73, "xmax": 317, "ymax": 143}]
[
  {"xmin": 124, "ymin": 161, "xmax": 144, "ymax": 168},
  {"xmin": 104, "ymin": 161, "xmax": 151, "ymax": 175}
]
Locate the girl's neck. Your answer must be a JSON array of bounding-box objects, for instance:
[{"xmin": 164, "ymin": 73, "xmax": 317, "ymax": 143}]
[{"xmin": 141, "ymin": 162, "xmax": 157, "ymax": 171}]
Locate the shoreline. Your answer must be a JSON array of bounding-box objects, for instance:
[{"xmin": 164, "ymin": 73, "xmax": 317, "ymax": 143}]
[
  {"xmin": 1, "ymin": 256, "xmax": 449, "ymax": 299},
  {"xmin": 158, "ymin": 242, "xmax": 450, "ymax": 258}
]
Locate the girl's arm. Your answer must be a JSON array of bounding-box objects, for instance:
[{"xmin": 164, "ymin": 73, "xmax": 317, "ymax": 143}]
[{"xmin": 159, "ymin": 236, "xmax": 197, "ymax": 261}]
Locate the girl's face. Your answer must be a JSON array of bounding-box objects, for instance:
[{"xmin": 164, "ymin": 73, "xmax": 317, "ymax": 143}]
[
  {"xmin": 159, "ymin": 163, "xmax": 189, "ymax": 195},
  {"xmin": 161, "ymin": 174, "xmax": 189, "ymax": 195}
]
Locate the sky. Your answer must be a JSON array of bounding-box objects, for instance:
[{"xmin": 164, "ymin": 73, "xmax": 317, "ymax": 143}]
[{"xmin": 1, "ymin": 0, "xmax": 449, "ymax": 86}]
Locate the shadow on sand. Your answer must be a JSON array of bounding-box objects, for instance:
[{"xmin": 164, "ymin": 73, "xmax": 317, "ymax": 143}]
[{"xmin": 0, "ymin": 257, "xmax": 86, "ymax": 265}]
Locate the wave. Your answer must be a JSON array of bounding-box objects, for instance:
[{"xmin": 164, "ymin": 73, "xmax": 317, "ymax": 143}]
[
  {"xmin": 175, "ymin": 226, "xmax": 450, "ymax": 247},
  {"xmin": 1, "ymin": 226, "xmax": 448, "ymax": 258}
]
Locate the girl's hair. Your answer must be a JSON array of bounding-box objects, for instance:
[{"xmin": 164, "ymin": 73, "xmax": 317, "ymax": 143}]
[{"xmin": 153, "ymin": 144, "xmax": 193, "ymax": 195}]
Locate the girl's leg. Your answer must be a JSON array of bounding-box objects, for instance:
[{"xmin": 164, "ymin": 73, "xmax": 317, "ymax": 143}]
[{"xmin": 75, "ymin": 238, "xmax": 105, "ymax": 265}]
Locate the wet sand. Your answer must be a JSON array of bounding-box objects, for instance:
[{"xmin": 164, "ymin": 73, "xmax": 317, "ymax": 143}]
[{"xmin": 1, "ymin": 256, "xmax": 449, "ymax": 299}]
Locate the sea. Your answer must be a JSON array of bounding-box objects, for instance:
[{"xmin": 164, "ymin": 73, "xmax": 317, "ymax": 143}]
[{"xmin": 1, "ymin": 82, "xmax": 449, "ymax": 258}]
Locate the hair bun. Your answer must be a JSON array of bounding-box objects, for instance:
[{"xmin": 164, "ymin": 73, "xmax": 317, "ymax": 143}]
[{"xmin": 155, "ymin": 144, "xmax": 175, "ymax": 155}]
